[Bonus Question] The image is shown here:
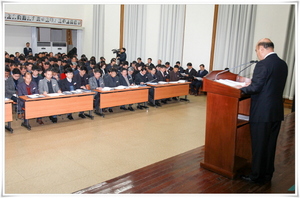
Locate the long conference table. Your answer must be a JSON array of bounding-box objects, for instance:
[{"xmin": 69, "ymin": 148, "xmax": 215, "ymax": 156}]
[
  {"xmin": 93, "ymin": 86, "xmax": 150, "ymax": 117},
  {"xmin": 7, "ymin": 81, "xmax": 191, "ymax": 130},
  {"xmin": 18, "ymin": 92, "xmax": 94, "ymax": 130},
  {"xmin": 5, "ymin": 99, "xmax": 14, "ymax": 133}
]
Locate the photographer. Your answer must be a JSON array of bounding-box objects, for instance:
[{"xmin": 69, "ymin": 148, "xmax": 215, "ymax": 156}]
[{"xmin": 116, "ymin": 47, "xmax": 127, "ymax": 64}]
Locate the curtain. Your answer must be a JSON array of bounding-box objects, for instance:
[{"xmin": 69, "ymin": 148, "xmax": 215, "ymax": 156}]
[
  {"xmin": 92, "ymin": 4, "xmax": 105, "ymax": 61},
  {"xmin": 31, "ymin": 27, "xmax": 38, "ymax": 55},
  {"xmin": 282, "ymin": 5, "xmax": 295, "ymax": 100},
  {"xmin": 124, "ymin": 5, "xmax": 146, "ymax": 63},
  {"xmin": 213, "ymin": 5, "xmax": 257, "ymax": 77},
  {"xmin": 157, "ymin": 5, "xmax": 186, "ymax": 66}
]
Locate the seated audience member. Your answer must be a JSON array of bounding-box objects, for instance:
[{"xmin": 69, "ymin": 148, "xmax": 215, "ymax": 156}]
[
  {"xmin": 190, "ymin": 64, "xmax": 208, "ymax": 95},
  {"xmin": 100, "ymin": 61, "xmax": 106, "ymax": 76},
  {"xmin": 145, "ymin": 58, "xmax": 154, "ymax": 67},
  {"xmin": 134, "ymin": 67, "xmax": 148, "ymax": 85},
  {"xmin": 155, "ymin": 65, "xmax": 170, "ymax": 103},
  {"xmin": 51, "ymin": 66, "xmax": 60, "ymax": 82},
  {"xmin": 127, "ymin": 67, "xmax": 135, "ymax": 83},
  {"xmin": 134, "ymin": 67, "xmax": 148, "ymax": 109},
  {"xmin": 169, "ymin": 65, "xmax": 181, "ymax": 81},
  {"xmin": 31, "ymin": 65, "xmax": 43, "ymax": 86},
  {"xmin": 156, "ymin": 65, "xmax": 167, "ymax": 81},
  {"xmin": 103, "ymin": 68, "xmax": 120, "ymax": 112},
  {"xmin": 184, "ymin": 62, "xmax": 197, "ymax": 81},
  {"xmin": 165, "ymin": 62, "xmax": 173, "ymax": 74},
  {"xmin": 60, "ymin": 64, "xmax": 71, "ymax": 80},
  {"xmin": 89, "ymin": 68, "xmax": 105, "ymax": 114},
  {"xmin": 176, "ymin": 61, "xmax": 185, "ymax": 73},
  {"xmin": 156, "ymin": 59, "xmax": 162, "ymax": 67},
  {"xmin": 137, "ymin": 57, "xmax": 145, "ymax": 66},
  {"xmin": 17, "ymin": 72, "xmax": 43, "ymax": 124},
  {"xmin": 71, "ymin": 62, "xmax": 79, "ymax": 75},
  {"xmin": 38, "ymin": 69, "xmax": 62, "ymax": 123},
  {"xmin": 26, "ymin": 63, "xmax": 33, "ymax": 73},
  {"xmin": 169, "ymin": 65, "xmax": 181, "ymax": 101},
  {"xmin": 74, "ymin": 66, "xmax": 89, "ymax": 89},
  {"xmin": 106, "ymin": 58, "xmax": 117, "ymax": 73},
  {"xmin": 5, "ymin": 68, "xmax": 24, "ymax": 103},
  {"xmin": 118, "ymin": 68, "xmax": 134, "ymax": 111},
  {"xmin": 59, "ymin": 68, "xmax": 86, "ymax": 119},
  {"xmin": 146, "ymin": 66, "xmax": 161, "ymax": 107},
  {"xmin": 5, "ymin": 67, "xmax": 10, "ymax": 80}
]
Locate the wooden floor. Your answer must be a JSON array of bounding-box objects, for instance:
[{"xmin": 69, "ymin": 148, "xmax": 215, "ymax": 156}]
[{"xmin": 73, "ymin": 112, "xmax": 295, "ymax": 194}]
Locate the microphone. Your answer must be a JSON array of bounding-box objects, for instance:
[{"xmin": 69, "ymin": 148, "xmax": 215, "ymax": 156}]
[
  {"xmin": 236, "ymin": 61, "xmax": 257, "ymax": 81},
  {"xmin": 227, "ymin": 60, "xmax": 258, "ymax": 71},
  {"xmin": 214, "ymin": 70, "xmax": 229, "ymax": 80}
]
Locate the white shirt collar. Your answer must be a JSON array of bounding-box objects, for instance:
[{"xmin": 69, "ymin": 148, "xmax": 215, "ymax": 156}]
[{"xmin": 264, "ymin": 52, "xmax": 276, "ymax": 59}]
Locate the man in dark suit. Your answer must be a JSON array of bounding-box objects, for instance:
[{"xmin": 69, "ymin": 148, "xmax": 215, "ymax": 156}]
[
  {"xmin": 239, "ymin": 38, "xmax": 288, "ymax": 184},
  {"xmin": 156, "ymin": 65, "xmax": 167, "ymax": 81},
  {"xmin": 119, "ymin": 68, "xmax": 134, "ymax": 111},
  {"xmin": 23, "ymin": 42, "xmax": 32, "ymax": 57},
  {"xmin": 134, "ymin": 67, "xmax": 148, "ymax": 109},
  {"xmin": 103, "ymin": 68, "xmax": 120, "ymax": 112},
  {"xmin": 59, "ymin": 68, "xmax": 86, "ymax": 119},
  {"xmin": 190, "ymin": 64, "xmax": 208, "ymax": 95},
  {"xmin": 184, "ymin": 62, "xmax": 197, "ymax": 81},
  {"xmin": 146, "ymin": 66, "xmax": 160, "ymax": 106}
]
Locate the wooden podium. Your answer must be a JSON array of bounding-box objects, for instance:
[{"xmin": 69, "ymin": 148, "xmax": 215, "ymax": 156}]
[{"xmin": 200, "ymin": 70, "xmax": 252, "ymax": 179}]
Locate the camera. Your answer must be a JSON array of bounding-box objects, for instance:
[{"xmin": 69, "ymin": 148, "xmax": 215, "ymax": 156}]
[{"xmin": 112, "ymin": 48, "xmax": 120, "ymax": 54}]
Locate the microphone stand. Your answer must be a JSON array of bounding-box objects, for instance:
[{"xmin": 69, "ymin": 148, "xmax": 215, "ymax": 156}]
[{"xmin": 236, "ymin": 61, "xmax": 258, "ymax": 81}]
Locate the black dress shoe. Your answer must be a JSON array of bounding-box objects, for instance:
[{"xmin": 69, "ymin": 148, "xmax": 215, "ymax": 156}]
[
  {"xmin": 52, "ymin": 118, "xmax": 58, "ymax": 123},
  {"xmin": 128, "ymin": 107, "xmax": 135, "ymax": 111},
  {"xmin": 108, "ymin": 109, "xmax": 113, "ymax": 113},
  {"xmin": 172, "ymin": 97, "xmax": 178, "ymax": 101},
  {"xmin": 137, "ymin": 105, "xmax": 143, "ymax": 110},
  {"xmin": 67, "ymin": 114, "xmax": 74, "ymax": 120},
  {"xmin": 78, "ymin": 113, "xmax": 86, "ymax": 118},
  {"xmin": 167, "ymin": 98, "xmax": 172, "ymax": 101},
  {"xmin": 161, "ymin": 100, "xmax": 167, "ymax": 104},
  {"xmin": 155, "ymin": 102, "xmax": 161, "ymax": 107},
  {"xmin": 120, "ymin": 106, "xmax": 128, "ymax": 110},
  {"xmin": 148, "ymin": 102, "xmax": 155, "ymax": 107},
  {"xmin": 49, "ymin": 116, "xmax": 54, "ymax": 121},
  {"xmin": 241, "ymin": 175, "xmax": 263, "ymax": 184}
]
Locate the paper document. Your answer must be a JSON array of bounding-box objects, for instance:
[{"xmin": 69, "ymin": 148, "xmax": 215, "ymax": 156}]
[
  {"xmin": 180, "ymin": 73, "xmax": 187, "ymax": 76},
  {"xmin": 47, "ymin": 93, "xmax": 64, "ymax": 97},
  {"xmin": 193, "ymin": 76, "xmax": 203, "ymax": 80},
  {"xmin": 238, "ymin": 114, "xmax": 249, "ymax": 121},
  {"xmin": 215, "ymin": 79, "xmax": 245, "ymax": 87}
]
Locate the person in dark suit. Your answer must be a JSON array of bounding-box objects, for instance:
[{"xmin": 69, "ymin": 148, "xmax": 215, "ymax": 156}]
[
  {"xmin": 239, "ymin": 38, "xmax": 288, "ymax": 184},
  {"xmin": 184, "ymin": 62, "xmax": 197, "ymax": 81},
  {"xmin": 146, "ymin": 66, "xmax": 160, "ymax": 107},
  {"xmin": 137, "ymin": 57, "xmax": 145, "ymax": 67},
  {"xmin": 23, "ymin": 42, "xmax": 32, "ymax": 57},
  {"xmin": 190, "ymin": 64, "xmax": 208, "ymax": 95},
  {"xmin": 74, "ymin": 66, "xmax": 89, "ymax": 89},
  {"xmin": 31, "ymin": 65, "xmax": 43, "ymax": 86},
  {"xmin": 134, "ymin": 67, "xmax": 148, "ymax": 109},
  {"xmin": 117, "ymin": 47, "xmax": 127, "ymax": 64},
  {"xmin": 134, "ymin": 67, "xmax": 148, "ymax": 86},
  {"xmin": 165, "ymin": 62, "xmax": 173, "ymax": 74},
  {"xmin": 156, "ymin": 65, "xmax": 167, "ymax": 81},
  {"xmin": 59, "ymin": 68, "xmax": 86, "ymax": 119},
  {"xmin": 119, "ymin": 68, "xmax": 134, "ymax": 111},
  {"xmin": 145, "ymin": 58, "xmax": 155, "ymax": 67},
  {"xmin": 176, "ymin": 61, "xmax": 185, "ymax": 74},
  {"xmin": 103, "ymin": 68, "xmax": 120, "ymax": 112},
  {"xmin": 17, "ymin": 72, "xmax": 43, "ymax": 124}
]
